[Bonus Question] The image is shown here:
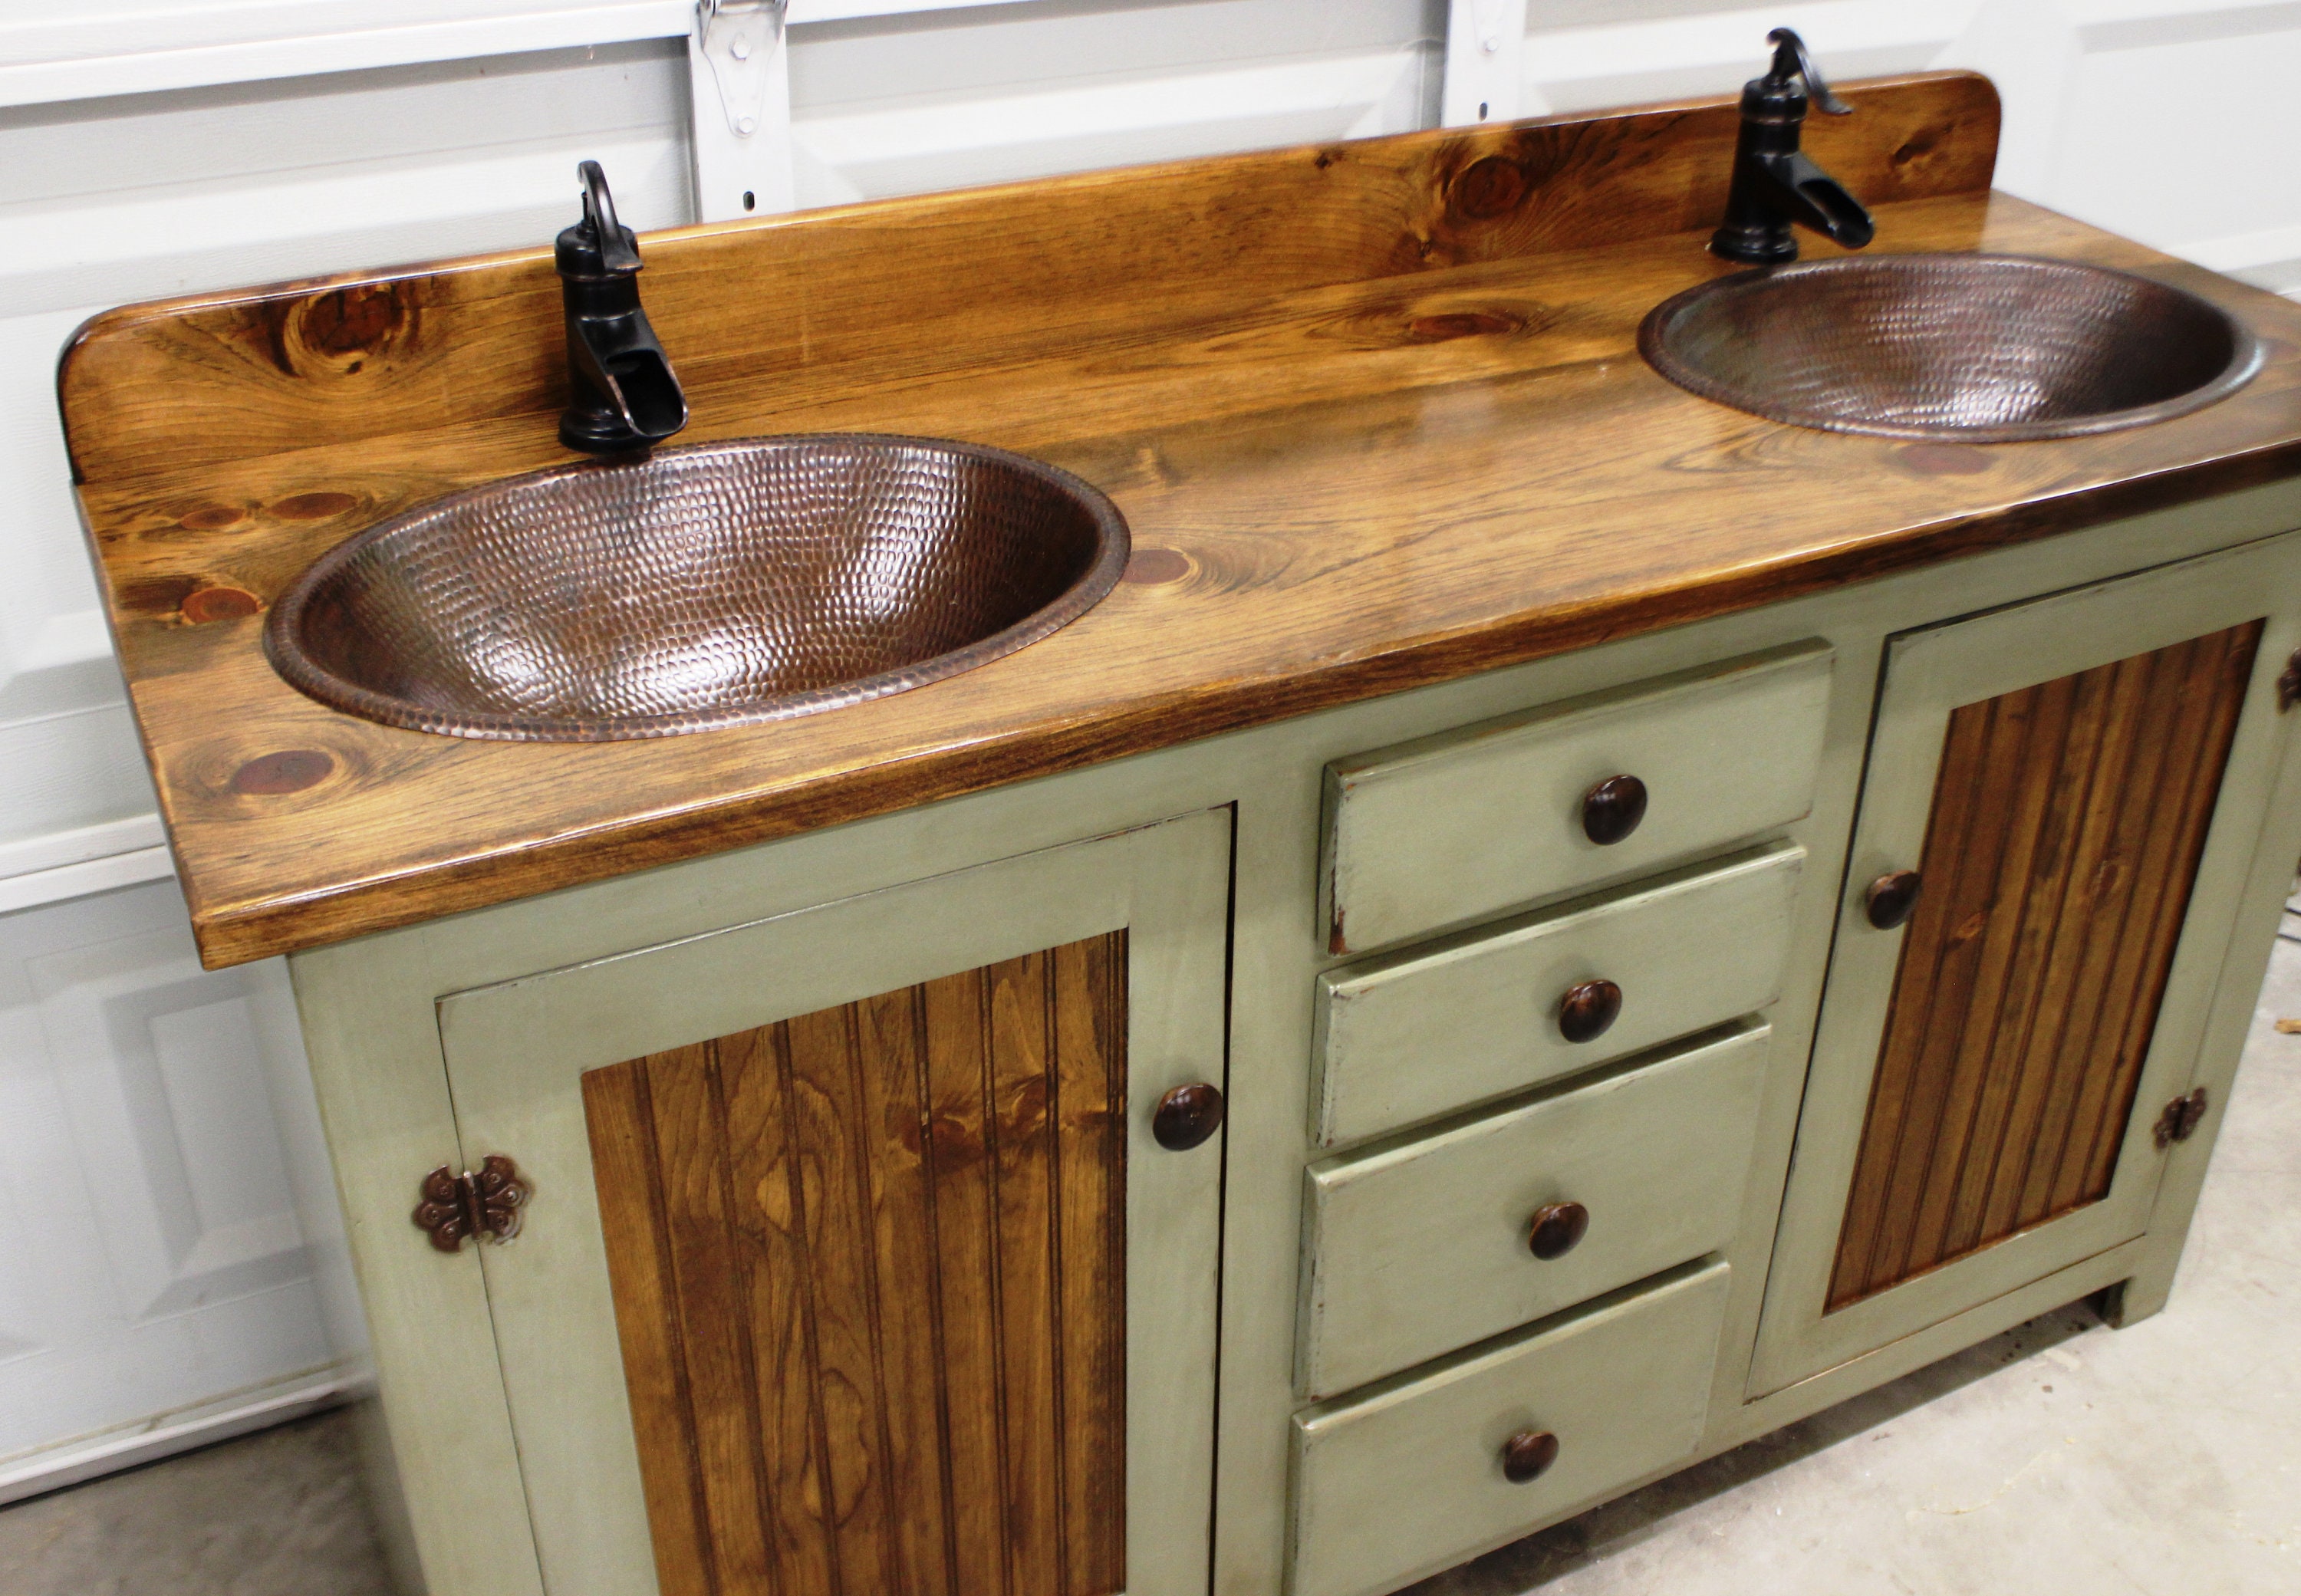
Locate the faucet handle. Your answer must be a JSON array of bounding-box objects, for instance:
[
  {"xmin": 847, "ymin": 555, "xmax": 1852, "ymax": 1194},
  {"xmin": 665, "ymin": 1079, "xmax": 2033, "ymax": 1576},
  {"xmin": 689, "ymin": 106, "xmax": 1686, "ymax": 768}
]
[
  {"xmin": 574, "ymin": 160, "xmax": 644, "ymax": 275},
  {"xmin": 1763, "ymin": 26, "xmax": 1852, "ymax": 116}
]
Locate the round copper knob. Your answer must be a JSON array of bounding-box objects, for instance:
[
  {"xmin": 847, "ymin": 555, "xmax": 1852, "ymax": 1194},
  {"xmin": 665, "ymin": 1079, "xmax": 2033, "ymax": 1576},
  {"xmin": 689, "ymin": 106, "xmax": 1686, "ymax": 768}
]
[
  {"xmin": 1526, "ymin": 1201, "xmax": 1589, "ymax": 1260},
  {"xmin": 1865, "ymin": 869, "xmax": 1923, "ymax": 930},
  {"xmin": 1501, "ymin": 1429, "xmax": 1559, "ymax": 1483},
  {"xmin": 1152, "ymin": 1083, "xmax": 1225, "ymax": 1151},
  {"xmin": 1557, "ymin": 979, "xmax": 1621, "ymax": 1043},
  {"xmin": 1581, "ymin": 775, "xmax": 1648, "ymax": 846}
]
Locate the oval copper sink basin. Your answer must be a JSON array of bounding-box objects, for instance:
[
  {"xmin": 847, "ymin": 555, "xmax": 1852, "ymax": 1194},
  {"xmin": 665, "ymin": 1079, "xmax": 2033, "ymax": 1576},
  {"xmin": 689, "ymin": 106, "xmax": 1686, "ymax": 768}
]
[
  {"xmin": 1639, "ymin": 254, "xmax": 2263, "ymax": 443},
  {"xmin": 265, "ymin": 434, "xmax": 1129, "ymax": 741}
]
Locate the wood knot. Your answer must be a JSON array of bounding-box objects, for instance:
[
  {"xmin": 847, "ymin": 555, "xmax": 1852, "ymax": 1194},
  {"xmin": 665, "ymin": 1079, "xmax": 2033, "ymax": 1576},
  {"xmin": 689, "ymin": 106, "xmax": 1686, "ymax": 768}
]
[
  {"xmin": 268, "ymin": 283, "xmax": 415, "ymax": 377},
  {"xmin": 230, "ymin": 749, "xmax": 334, "ymax": 795},
  {"xmin": 1450, "ymin": 156, "xmax": 1529, "ymax": 221},
  {"xmin": 999, "ymin": 1074, "xmax": 1049, "ymax": 1134},
  {"xmin": 1407, "ymin": 309, "xmax": 1526, "ymax": 343},
  {"xmin": 178, "ymin": 505, "xmax": 248, "ymax": 531},
  {"xmin": 1123, "ymin": 548, "xmax": 1193, "ymax": 586},
  {"xmin": 1890, "ymin": 127, "xmax": 1946, "ymax": 173},
  {"xmin": 181, "ymin": 586, "xmax": 262, "ymax": 624},
  {"xmin": 269, "ymin": 491, "xmax": 359, "ymax": 521}
]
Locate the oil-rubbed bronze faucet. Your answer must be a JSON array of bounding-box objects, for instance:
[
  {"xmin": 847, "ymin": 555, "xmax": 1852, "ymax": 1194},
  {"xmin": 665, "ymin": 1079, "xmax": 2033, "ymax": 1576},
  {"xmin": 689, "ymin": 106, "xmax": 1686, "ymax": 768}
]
[
  {"xmin": 558, "ymin": 161, "xmax": 689, "ymax": 454},
  {"xmin": 1711, "ymin": 28, "xmax": 1876, "ymax": 264}
]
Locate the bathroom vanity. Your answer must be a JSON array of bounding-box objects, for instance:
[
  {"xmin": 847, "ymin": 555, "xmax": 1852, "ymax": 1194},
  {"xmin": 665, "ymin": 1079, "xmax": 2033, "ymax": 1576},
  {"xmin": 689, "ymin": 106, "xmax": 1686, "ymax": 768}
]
[{"xmin": 58, "ymin": 71, "xmax": 2301, "ymax": 1596}]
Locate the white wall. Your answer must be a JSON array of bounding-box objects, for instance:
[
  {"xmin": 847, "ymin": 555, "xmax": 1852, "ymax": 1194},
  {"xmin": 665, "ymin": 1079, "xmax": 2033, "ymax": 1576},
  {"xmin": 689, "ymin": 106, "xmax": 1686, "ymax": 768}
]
[
  {"xmin": 0, "ymin": 35, "xmax": 699, "ymax": 1499},
  {"xmin": 0, "ymin": 0, "xmax": 2293, "ymax": 1499}
]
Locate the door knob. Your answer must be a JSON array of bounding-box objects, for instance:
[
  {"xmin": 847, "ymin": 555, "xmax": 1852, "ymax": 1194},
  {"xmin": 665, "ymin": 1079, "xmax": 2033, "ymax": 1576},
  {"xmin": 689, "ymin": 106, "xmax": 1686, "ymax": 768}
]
[
  {"xmin": 1527, "ymin": 1201, "xmax": 1590, "ymax": 1260},
  {"xmin": 1865, "ymin": 869, "xmax": 1923, "ymax": 930},
  {"xmin": 1581, "ymin": 775, "xmax": 1648, "ymax": 845},
  {"xmin": 1502, "ymin": 1429, "xmax": 1559, "ymax": 1482},
  {"xmin": 1558, "ymin": 979, "xmax": 1621, "ymax": 1043},
  {"xmin": 1152, "ymin": 1083, "xmax": 1225, "ymax": 1150}
]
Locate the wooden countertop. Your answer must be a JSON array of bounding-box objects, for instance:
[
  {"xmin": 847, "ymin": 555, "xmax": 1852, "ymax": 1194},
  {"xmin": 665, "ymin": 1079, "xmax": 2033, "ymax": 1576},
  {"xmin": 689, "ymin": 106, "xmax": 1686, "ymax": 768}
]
[{"xmin": 61, "ymin": 73, "xmax": 2301, "ymax": 968}]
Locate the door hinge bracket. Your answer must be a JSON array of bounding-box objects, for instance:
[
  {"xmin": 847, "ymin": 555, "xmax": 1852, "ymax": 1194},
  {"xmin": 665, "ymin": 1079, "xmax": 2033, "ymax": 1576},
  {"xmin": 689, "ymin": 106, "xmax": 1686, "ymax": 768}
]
[
  {"xmin": 2151, "ymin": 1088, "xmax": 2209, "ymax": 1150},
  {"xmin": 413, "ymin": 1154, "xmax": 528, "ymax": 1252},
  {"xmin": 2277, "ymin": 648, "xmax": 2301, "ymax": 711}
]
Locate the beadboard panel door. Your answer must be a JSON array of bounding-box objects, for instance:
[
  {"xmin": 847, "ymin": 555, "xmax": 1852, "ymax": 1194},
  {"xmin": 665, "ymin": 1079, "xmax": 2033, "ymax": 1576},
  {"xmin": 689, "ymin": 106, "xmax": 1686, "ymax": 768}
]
[
  {"xmin": 1752, "ymin": 528, "xmax": 2301, "ymax": 1396},
  {"xmin": 584, "ymin": 933, "xmax": 1131, "ymax": 1596},
  {"xmin": 1825, "ymin": 620, "xmax": 2261, "ymax": 1312},
  {"xmin": 435, "ymin": 810, "xmax": 1230, "ymax": 1596}
]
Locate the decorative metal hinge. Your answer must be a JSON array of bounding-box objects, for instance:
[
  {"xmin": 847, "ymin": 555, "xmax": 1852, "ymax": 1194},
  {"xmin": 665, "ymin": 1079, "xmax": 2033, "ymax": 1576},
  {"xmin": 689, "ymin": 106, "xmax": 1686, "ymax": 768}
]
[
  {"xmin": 413, "ymin": 1154, "xmax": 528, "ymax": 1252},
  {"xmin": 2151, "ymin": 1088, "xmax": 2210, "ymax": 1150},
  {"xmin": 2278, "ymin": 649, "xmax": 2301, "ymax": 712}
]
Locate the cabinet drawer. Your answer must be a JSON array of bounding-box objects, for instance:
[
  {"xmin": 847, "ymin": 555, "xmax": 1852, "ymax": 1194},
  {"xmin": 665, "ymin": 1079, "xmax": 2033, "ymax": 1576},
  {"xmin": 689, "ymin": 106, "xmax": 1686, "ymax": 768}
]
[
  {"xmin": 1315, "ymin": 844, "xmax": 1801, "ymax": 1145},
  {"xmin": 1322, "ymin": 641, "xmax": 1832, "ymax": 954},
  {"xmin": 1291, "ymin": 1260, "xmax": 1729, "ymax": 1596},
  {"xmin": 1299, "ymin": 1024, "xmax": 1766, "ymax": 1398}
]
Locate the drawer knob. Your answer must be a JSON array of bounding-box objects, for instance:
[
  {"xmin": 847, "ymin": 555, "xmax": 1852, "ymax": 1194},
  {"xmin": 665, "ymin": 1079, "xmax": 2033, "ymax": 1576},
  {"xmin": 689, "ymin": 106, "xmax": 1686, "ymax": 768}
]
[
  {"xmin": 1557, "ymin": 979, "xmax": 1621, "ymax": 1043},
  {"xmin": 1152, "ymin": 1083, "xmax": 1226, "ymax": 1151},
  {"xmin": 1501, "ymin": 1429, "xmax": 1560, "ymax": 1483},
  {"xmin": 1581, "ymin": 775, "xmax": 1648, "ymax": 845},
  {"xmin": 1526, "ymin": 1201, "xmax": 1590, "ymax": 1260},
  {"xmin": 1865, "ymin": 869, "xmax": 1923, "ymax": 930}
]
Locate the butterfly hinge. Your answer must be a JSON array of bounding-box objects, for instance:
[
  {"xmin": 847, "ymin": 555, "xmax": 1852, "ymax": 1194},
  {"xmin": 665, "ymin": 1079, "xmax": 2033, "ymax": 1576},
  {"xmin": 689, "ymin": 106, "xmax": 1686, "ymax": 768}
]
[{"xmin": 413, "ymin": 1154, "xmax": 528, "ymax": 1252}]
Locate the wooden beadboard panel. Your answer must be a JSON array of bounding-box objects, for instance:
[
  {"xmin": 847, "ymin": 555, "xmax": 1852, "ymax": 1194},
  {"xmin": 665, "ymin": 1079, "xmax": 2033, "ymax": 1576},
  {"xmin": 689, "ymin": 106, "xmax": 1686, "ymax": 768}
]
[
  {"xmin": 582, "ymin": 931, "xmax": 1128, "ymax": 1596},
  {"xmin": 1827, "ymin": 620, "xmax": 2263, "ymax": 1311}
]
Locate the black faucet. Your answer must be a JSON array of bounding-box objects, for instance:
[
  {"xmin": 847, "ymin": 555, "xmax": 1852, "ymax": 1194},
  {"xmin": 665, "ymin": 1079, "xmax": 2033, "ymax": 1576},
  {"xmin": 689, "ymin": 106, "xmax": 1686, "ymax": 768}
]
[
  {"xmin": 558, "ymin": 161, "xmax": 689, "ymax": 455},
  {"xmin": 1711, "ymin": 28, "xmax": 1876, "ymax": 265}
]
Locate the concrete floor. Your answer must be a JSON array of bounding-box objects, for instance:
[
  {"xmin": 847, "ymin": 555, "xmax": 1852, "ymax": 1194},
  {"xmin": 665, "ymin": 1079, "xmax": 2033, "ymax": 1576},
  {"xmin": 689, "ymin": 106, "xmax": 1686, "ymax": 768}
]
[{"xmin": 6, "ymin": 943, "xmax": 2298, "ymax": 1595}]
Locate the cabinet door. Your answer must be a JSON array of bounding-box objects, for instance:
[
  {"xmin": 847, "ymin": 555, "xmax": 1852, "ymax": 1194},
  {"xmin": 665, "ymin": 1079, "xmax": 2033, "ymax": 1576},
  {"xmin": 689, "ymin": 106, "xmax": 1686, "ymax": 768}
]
[
  {"xmin": 430, "ymin": 809, "xmax": 1230, "ymax": 1596},
  {"xmin": 1753, "ymin": 533, "xmax": 2301, "ymax": 1394}
]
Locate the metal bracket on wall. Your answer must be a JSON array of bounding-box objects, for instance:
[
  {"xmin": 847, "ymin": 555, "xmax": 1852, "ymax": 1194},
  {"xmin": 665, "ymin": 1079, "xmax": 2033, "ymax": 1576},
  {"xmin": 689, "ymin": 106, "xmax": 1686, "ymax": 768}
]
[
  {"xmin": 1441, "ymin": 0, "xmax": 1530, "ymax": 127},
  {"xmin": 690, "ymin": 0, "xmax": 795, "ymax": 222}
]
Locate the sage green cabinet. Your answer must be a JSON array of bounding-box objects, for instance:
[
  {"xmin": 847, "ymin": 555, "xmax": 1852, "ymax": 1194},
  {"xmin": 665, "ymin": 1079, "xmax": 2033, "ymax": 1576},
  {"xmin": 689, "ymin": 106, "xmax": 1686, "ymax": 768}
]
[
  {"xmin": 304, "ymin": 810, "xmax": 1232, "ymax": 1596},
  {"xmin": 281, "ymin": 491, "xmax": 2301, "ymax": 1596}
]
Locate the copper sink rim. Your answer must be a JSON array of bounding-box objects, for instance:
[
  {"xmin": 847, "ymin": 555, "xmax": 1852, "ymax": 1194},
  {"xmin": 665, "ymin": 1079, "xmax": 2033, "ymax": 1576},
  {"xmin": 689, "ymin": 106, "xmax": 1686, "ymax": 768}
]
[
  {"xmin": 263, "ymin": 432, "xmax": 1131, "ymax": 743},
  {"xmin": 1638, "ymin": 252, "xmax": 2266, "ymax": 444}
]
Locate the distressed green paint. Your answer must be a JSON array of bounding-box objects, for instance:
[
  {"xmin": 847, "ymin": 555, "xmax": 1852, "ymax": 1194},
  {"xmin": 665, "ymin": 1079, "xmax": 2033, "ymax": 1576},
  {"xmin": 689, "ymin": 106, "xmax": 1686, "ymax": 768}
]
[
  {"xmin": 1314, "ymin": 844, "xmax": 1802, "ymax": 1147},
  {"xmin": 1320, "ymin": 642, "xmax": 1832, "ymax": 957},
  {"xmin": 278, "ymin": 477, "xmax": 2301, "ymax": 1596},
  {"xmin": 1299, "ymin": 1025, "xmax": 1768, "ymax": 1397},
  {"xmin": 1289, "ymin": 1262, "xmax": 1730, "ymax": 1596}
]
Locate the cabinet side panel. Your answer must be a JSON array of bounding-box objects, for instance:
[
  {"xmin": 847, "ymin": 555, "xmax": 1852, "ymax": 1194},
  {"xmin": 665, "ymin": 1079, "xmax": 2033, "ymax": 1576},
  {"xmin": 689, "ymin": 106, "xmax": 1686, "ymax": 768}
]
[
  {"xmin": 1827, "ymin": 621, "xmax": 2263, "ymax": 1311},
  {"xmin": 582, "ymin": 934, "xmax": 1129, "ymax": 1596}
]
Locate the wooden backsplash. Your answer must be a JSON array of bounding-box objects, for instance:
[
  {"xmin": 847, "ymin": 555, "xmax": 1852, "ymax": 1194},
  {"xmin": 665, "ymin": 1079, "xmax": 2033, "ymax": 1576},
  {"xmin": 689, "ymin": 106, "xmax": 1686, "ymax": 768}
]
[{"xmin": 58, "ymin": 72, "xmax": 1998, "ymax": 492}]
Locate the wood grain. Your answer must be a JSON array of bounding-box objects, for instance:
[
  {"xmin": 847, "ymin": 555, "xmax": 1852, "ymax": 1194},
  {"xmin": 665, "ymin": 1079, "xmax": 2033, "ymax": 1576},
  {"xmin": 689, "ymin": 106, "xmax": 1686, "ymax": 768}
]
[
  {"xmin": 1826, "ymin": 623, "xmax": 2261, "ymax": 1310},
  {"xmin": 582, "ymin": 932, "xmax": 1128, "ymax": 1596},
  {"xmin": 52, "ymin": 71, "xmax": 2301, "ymax": 968}
]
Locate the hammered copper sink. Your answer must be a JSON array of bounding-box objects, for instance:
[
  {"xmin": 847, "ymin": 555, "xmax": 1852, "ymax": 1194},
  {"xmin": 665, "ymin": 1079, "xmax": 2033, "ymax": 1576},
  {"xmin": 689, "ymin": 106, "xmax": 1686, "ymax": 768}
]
[
  {"xmin": 264, "ymin": 434, "xmax": 1130, "ymax": 741},
  {"xmin": 1641, "ymin": 254, "xmax": 2263, "ymax": 443}
]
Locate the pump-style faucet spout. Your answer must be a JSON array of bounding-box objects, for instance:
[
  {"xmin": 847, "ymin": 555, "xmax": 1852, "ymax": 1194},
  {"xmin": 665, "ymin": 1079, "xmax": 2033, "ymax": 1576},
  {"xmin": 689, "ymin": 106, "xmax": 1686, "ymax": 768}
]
[
  {"xmin": 1710, "ymin": 28, "xmax": 1876, "ymax": 264},
  {"xmin": 557, "ymin": 161, "xmax": 689, "ymax": 455}
]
